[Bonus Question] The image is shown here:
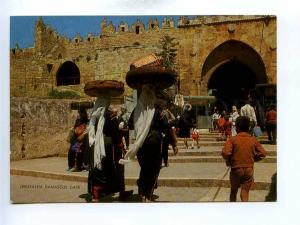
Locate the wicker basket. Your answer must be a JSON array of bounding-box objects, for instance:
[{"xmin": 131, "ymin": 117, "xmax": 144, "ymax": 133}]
[{"xmin": 84, "ymin": 80, "xmax": 124, "ymax": 97}]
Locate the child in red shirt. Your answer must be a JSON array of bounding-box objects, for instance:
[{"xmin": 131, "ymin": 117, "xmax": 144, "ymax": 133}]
[
  {"xmin": 217, "ymin": 113, "xmax": 226, "ymax": 140},
  {"xmin": 223, "ymin": 115, "xmax": 232, "ymax": 140}
]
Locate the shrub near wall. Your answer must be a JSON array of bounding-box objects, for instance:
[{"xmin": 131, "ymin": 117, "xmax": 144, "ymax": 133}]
[
  {"xmin": 48, "ymin": 89, "xmax": 81, "ymax": 99},
  {"xmin": 10, "ymin": 97, "xmax": 79, "ymax": 160}
]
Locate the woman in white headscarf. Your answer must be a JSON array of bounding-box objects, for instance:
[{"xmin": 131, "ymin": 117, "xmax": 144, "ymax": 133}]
[
  {"xmin": 122, "ymin": 85, "xmax": 169, "ymax": 202},
  {"xmin": 121, "ymin": 54, "xmax": 177, "ymax": 202},
  {"xmin": 85, "ymin": 80, "xmax": 133, "ymax": 202}
]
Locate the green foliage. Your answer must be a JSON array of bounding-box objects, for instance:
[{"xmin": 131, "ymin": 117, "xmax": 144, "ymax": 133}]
[
  {"xmin": 48, "ymin": 89, "xmax": 80, "ymax": 99},
  {"xmin": 156, "ymin": 35, "xmax": 179, "ymax": 70}
]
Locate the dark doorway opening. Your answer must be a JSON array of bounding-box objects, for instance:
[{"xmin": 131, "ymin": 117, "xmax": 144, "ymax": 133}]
[
  {"xmin": 56, "ymin": 61, "xmax": 80, "ymax": 86},
  {"xmin": 208, "ymin": 60, "xmax": 257, "ymax": 111},
  {"xmin": 136, "ymin": 26, "xmax": 140, "ymax": 34}
]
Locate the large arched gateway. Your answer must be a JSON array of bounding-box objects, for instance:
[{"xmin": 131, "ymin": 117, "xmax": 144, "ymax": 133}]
[{"xmin": 201, "ymin": 40, "xmax": 268, "ymax": 109}]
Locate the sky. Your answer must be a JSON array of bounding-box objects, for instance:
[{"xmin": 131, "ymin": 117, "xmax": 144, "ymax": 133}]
[{"xmin": 10, "ymin": 15, "xmax": 181, "ymax": 49}]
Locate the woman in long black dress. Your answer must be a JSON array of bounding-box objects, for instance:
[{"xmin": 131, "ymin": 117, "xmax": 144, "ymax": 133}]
[
  {"xmin": 136, "ymin": 104, "xmax": 168, "ymax": 201},
  {"xmin": 178, "ymin": 103, "xmax": 193, "ymax": 149},
  {"xmin": 120, "ymin": 54, "xmax": 177, "ymax": 202},
  {"xmin": 84, "ymin": 80, "xmax": 133, "ymax": 202},
  {"xmin": 121, "ymin": 85, "xmax": 169, "ymax": 202},
  {"xmin": 87, "ymin": 98, "xmax": 133, "ymax": 202}
]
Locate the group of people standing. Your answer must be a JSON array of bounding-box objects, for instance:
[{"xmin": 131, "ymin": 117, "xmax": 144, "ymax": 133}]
[
  {"xmin": 211, "ymin": 104, "xmax": 241, "ymax": 140},
  {"xmin": 211, "ymin": 100, "xmax": 277, "ymax": 143}
]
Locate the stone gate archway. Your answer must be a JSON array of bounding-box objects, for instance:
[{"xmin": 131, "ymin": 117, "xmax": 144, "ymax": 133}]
[
  {"xmin": 201, "ymin": 40, "xmax": 267, "ymax": 109},
  {"xmin": 56, "ymin": 61, "xmax": 80, "ymax": 86}
]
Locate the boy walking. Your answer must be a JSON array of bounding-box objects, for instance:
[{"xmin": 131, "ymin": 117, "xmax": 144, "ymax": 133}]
[{"xmin": 222, "ymin": 116, "xmax": 266, "ymax": 202}]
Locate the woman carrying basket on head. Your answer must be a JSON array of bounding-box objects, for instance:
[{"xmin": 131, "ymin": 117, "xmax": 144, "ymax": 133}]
[
  {"xmin": 119, "ymin": 54, "xmax": 176, "ymax": 202},
  {"xmin": 84, "ymin": 80, "xmax": 133, "ymax": 202}
]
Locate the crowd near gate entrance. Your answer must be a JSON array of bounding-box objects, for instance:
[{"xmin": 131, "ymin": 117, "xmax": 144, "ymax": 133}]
[
  {"xmin": 202, "ymin": 40, "xmax": 269, "ymax": 110},
  {"xmin": 187, "ymin": 40, "xmax": 275, "ymax": 128},
  {"xmin": 208, "ymin": 60, "xmax": 259, "ymax": 112}
]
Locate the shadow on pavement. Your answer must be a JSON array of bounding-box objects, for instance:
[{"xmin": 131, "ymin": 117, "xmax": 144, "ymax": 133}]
[
  {"xmin": 78, "ymin": 193, "xmax": 164, "ymax": 203},
  {"xmin": 265, "ymin": 172, "xmax": 277, "ymax": 201},
  {"xmin": 79, "ymin": 193, "xmax": 92, "ymax": 202},
  {"xmin": 79, "ymin": 193, "xmax": 144, "ymax": 203}
]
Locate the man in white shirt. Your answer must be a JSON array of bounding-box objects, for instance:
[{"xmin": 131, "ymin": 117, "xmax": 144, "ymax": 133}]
[{"xmin": 240, "ymin": 100, "xmax": 257, "ymax": 130}]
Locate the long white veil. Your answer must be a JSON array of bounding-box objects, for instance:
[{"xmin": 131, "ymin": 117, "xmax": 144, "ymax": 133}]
[
  {"xmin": 119, "ymin": 85, "xmax": 157, "ymax": 164},
  {"xmin": 88, "ymin": 97, "xmax": 108, "ymax": 170}
]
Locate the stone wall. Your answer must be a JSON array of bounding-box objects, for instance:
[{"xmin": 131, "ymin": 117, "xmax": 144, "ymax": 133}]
[
  {"xmin": 10, "ymin": 15, "xmax": 276, "ymax": 98},
  {"xmin": 10, "ymin": 97, "xmax": 79, "ymax": 160}
]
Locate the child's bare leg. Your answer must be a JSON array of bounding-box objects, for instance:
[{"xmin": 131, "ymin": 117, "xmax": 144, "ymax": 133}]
[
  {"xmin": 172, "ymin": 145, "xmax": 178, "ymax": 155},
  {"xmin": 184, "ymin": 139, "xmax": 188, "ymax": 149},
  {"xmin": 240, "ymin": 187, "xmax": 250, "ymax": 202},
  {"xmin": 230, "ymin": 188, "xmax": 238, "ymax": 202}
]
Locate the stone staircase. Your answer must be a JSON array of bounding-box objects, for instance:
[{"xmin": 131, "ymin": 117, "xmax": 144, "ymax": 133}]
[{"xmin": 169, "ymin": 131, "xmax": 275, "ymax": 164}]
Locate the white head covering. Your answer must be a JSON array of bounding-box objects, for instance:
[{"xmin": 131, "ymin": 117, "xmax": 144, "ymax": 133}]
[
  {"xmin": 88, "ymin": 97, "xmax": 109, "ymax": 170},
  {"xmin": 119, "ymin": 85, "xmax": 157, "ymax": 164}
]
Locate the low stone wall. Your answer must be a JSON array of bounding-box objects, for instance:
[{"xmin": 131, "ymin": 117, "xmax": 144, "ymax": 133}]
[{"xmin": 10, "ymin": 97, "xmax": 80, "ymax": 160}]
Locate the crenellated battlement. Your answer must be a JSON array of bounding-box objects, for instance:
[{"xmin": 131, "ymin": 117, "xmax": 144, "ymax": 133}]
[
  {"xmin": 15, "ymin": 16, "xmax": 179, "ymax": 52},
  {"xmin": 12, "ymin": 15, "xmax": 275, "ymax": 52}
]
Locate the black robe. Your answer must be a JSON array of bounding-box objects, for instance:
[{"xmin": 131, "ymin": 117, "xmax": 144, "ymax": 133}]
[
  {"xmin": 88, "ymin": 109, "xmax": 125, "ymax": 195},
  {"xmin": 135, "ymin": 106, "xmax": 169, "ymax": 198}
]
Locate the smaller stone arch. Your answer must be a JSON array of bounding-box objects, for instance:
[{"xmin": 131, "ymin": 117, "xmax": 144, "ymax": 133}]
[{"xmin": 56, "ymin": 61, "xmax": 80, "ymax": 86}]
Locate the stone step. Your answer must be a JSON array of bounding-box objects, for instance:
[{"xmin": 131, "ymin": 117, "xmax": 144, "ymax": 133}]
[
  {"xmin": 176, "ymin": 137, "xmax": 270, "ymax": 142},
  {"xmin": 10, "ymin": 157, "xmax": 276, "ymax": 190},
  {"xmin": 10, "ymin": 168, "xmax": 272, "ymax": 190},
  {"xmin": 178, "ymin": 137, "xmax": 222, "ymax": 141},
  {"xmin": 177, "ymin": 134, "xmax": 269, "ymax": 139},
  {"xmin": 59, "ymin": 149, "xmax": 276, "ymax": 159},
  {"xmin": 176, "ymin": 140, "xmax": 271, "ymax": 146},
  {"xmin": 168, "ymin": 150, "xmax": 277, "ymax": 157},
  {"xmin": 57, "ymin": 153, "xmax": 276, "ymax": 163},
  {"xmin": 176, "ymin": 142, "xmax": 226, "ymax": 147},
  {"xmin": 177, "ymin": 134, "xmax": 220, "ymax": 138},
  {"xmin": 167, "ymin": 156, "xmax": 276, "ymax": 163}
]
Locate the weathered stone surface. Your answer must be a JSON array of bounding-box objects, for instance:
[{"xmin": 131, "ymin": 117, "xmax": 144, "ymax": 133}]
[{"xmin": 10, "ymin": 97, "xmax": 79, "ymax": 160}]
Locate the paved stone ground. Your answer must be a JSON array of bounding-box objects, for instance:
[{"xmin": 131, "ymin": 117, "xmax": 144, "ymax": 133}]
[
  {"xmin": 10, "ymin": 144, "xmax": 277, "ymax": 182},
  {"xmin": 10, "ymin": 175, "xmax": 270, "ymax": 203},
  {"xmin": 10, "ymin": 156, "xmax": 276, "ymax": 187},
  {"xmin": 10, "ymin": 143, "xmax": 276, "ymax": 203}
]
